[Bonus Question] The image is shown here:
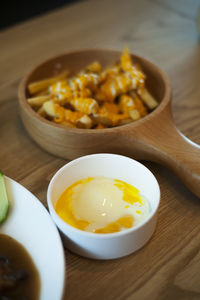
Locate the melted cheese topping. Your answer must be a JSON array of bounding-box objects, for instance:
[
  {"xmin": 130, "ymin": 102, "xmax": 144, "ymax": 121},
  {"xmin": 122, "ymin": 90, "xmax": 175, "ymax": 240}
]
[{"xmin": 55, "ymin": 176, "xmax": 150, "ymax": 234}]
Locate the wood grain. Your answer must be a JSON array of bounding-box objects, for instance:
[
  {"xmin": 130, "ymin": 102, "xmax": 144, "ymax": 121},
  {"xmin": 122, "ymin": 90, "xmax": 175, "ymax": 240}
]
[
  {"xmin": 0, "ymin": 0, "xmax": 200, "ymax": 299},
  {"xmin": 18, "ymin": 49, "xmax": 200, "ymax": 197}
]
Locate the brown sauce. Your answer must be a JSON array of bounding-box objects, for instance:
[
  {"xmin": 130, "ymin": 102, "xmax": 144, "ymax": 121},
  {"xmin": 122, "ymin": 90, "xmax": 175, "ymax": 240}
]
[{"xmin": 0, "ymin": 234, "xmax": 40, "ymax": 300}]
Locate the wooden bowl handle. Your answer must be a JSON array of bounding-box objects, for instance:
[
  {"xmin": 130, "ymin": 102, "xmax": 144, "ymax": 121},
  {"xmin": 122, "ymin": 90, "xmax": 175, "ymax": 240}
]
[{"xmin": 125, "ymin": 105, "xmax": 200, "ymax": 198}]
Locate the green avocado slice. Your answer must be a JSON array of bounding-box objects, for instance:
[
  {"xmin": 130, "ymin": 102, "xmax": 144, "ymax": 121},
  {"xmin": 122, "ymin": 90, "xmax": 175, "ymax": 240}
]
[{"xmin": 0, "ymin": 171, "xmax": 9, "ymax": 224}]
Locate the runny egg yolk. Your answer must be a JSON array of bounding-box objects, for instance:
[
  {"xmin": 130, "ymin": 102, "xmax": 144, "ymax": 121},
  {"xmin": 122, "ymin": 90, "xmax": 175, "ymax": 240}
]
[{"xmin": 55, "ymin": 176, "xmax": 149, "ymax": 234}]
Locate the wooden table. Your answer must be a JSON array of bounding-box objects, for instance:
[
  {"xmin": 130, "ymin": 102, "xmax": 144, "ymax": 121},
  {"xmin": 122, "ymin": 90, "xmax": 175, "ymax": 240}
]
[{"xmin": 0, "ymin": 0, "xmax": 200, "ymax": 299}]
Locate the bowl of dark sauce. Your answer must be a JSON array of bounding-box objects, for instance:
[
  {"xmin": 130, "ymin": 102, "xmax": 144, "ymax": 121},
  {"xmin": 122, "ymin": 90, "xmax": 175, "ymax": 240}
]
[
  {"xmin": 0, "ymin": 234, "xmax": 40, "ymax": 300},
  {"xmin": 0, "ymin": 176, "xmax": 65, "ymax": 300}
]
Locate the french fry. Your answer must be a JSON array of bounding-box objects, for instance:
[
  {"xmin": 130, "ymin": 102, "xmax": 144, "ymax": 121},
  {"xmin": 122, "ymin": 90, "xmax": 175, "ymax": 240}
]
[
  {"xmin": 92, "ymin": 112, "xmax": 129, "ymax": 127},
  {"xmin": 64, "ymin": 110, "xmax": 85, "ymax": 125},
  {"xmin": 76, "ymin": 115, "xmax": 93, "ymax": 129},
  {"xmin": 27, "ymin": 95, "xmax": 51, "ymax": 109},
  {"xmin": 119, "ymin": 95, "xmax": 135, "ymax": 114},
  {"xmin": 37, "ymin": 106, "xmax": 47, "ymax": 117},
  {"xmin": 129, "ymin": 109, "xmax": 140, "ymax": 121},
  {"xmin": 91, "ymin": 114, "xmax": 113, "ymax": 127},
  {"xmin": 69, "ymin": 98, "xmax": 99, "ymax": 114},
  {"xmin": 35, "ymin": 89, "xmax": 49, "ymax": 96},
  {"xmin": 138, "ymin": 88, "xmax": 158, "ymax": 110},
  {"xmin": 42, "ymin": 100, "xmax": 56, "ymax": 118},
  {"xmin": 42, "ymin": 100, "xmax": 87, "ymax": 126},
  {"xmin": 42, "ymin": 100, "xmax": 66, "ymax": 123},
  {"xmin": 129, "ymin": 91, "xmax": 147, "ymax": 117},
  {"xmin": 28, "ymin": 71, "xmax": 70, "ymax": 95}
]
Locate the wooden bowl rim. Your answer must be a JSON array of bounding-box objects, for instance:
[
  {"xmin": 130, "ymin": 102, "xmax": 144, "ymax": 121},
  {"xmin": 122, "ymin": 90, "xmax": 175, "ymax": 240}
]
[{"xmin": 18, "ymin": 48, "xmax": 171, "ymax": 135}]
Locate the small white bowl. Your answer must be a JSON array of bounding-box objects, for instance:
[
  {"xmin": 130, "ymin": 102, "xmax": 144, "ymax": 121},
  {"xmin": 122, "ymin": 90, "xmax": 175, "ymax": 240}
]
[{"xmin": 47, "ymin": 154, "xmax": 160, "ymax": 260}]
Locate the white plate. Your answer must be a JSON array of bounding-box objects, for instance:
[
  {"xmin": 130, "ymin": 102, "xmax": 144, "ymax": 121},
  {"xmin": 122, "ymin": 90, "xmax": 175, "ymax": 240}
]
[{"xmin": 0, "ymin": 176, "xmax": 66, "ymax": 300}]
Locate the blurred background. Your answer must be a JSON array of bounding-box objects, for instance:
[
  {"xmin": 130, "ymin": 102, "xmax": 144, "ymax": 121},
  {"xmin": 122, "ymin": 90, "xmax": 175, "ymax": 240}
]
[{"xmin": 0, "ymin": 0, "xmax": 81, "ymax": 29}]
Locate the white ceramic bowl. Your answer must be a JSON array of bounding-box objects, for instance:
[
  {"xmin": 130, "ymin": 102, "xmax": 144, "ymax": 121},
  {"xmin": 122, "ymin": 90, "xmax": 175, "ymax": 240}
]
[{"xmin": 47, "ymin": 154, "xmax": 160, "ymax": 260}]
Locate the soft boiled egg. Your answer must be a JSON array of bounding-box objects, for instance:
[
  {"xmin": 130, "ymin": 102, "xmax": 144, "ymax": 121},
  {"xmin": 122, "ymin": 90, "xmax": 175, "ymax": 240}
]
[{"xmin": 55, "ymin": 176, "xmax": 150, "ymax": 234}]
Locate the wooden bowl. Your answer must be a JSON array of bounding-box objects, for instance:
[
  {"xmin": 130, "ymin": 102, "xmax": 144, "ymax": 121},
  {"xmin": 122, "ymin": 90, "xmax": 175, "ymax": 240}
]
[{"xmin": 18, "ymin": 49, "xmax": 200, "ymax": 198}]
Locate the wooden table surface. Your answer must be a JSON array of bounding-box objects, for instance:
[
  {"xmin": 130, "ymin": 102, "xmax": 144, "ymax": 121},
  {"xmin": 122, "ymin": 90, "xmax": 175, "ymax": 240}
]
[{"xmin": 1, "ymin": 0, "xmax": 200, "ymax": 299}]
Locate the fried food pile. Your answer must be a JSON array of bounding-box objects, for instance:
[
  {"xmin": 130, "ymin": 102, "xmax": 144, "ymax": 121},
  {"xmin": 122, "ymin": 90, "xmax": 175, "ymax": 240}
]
[{"xmin": 27, "ymin": 48, "xmax": 158, "ymax": 129}]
